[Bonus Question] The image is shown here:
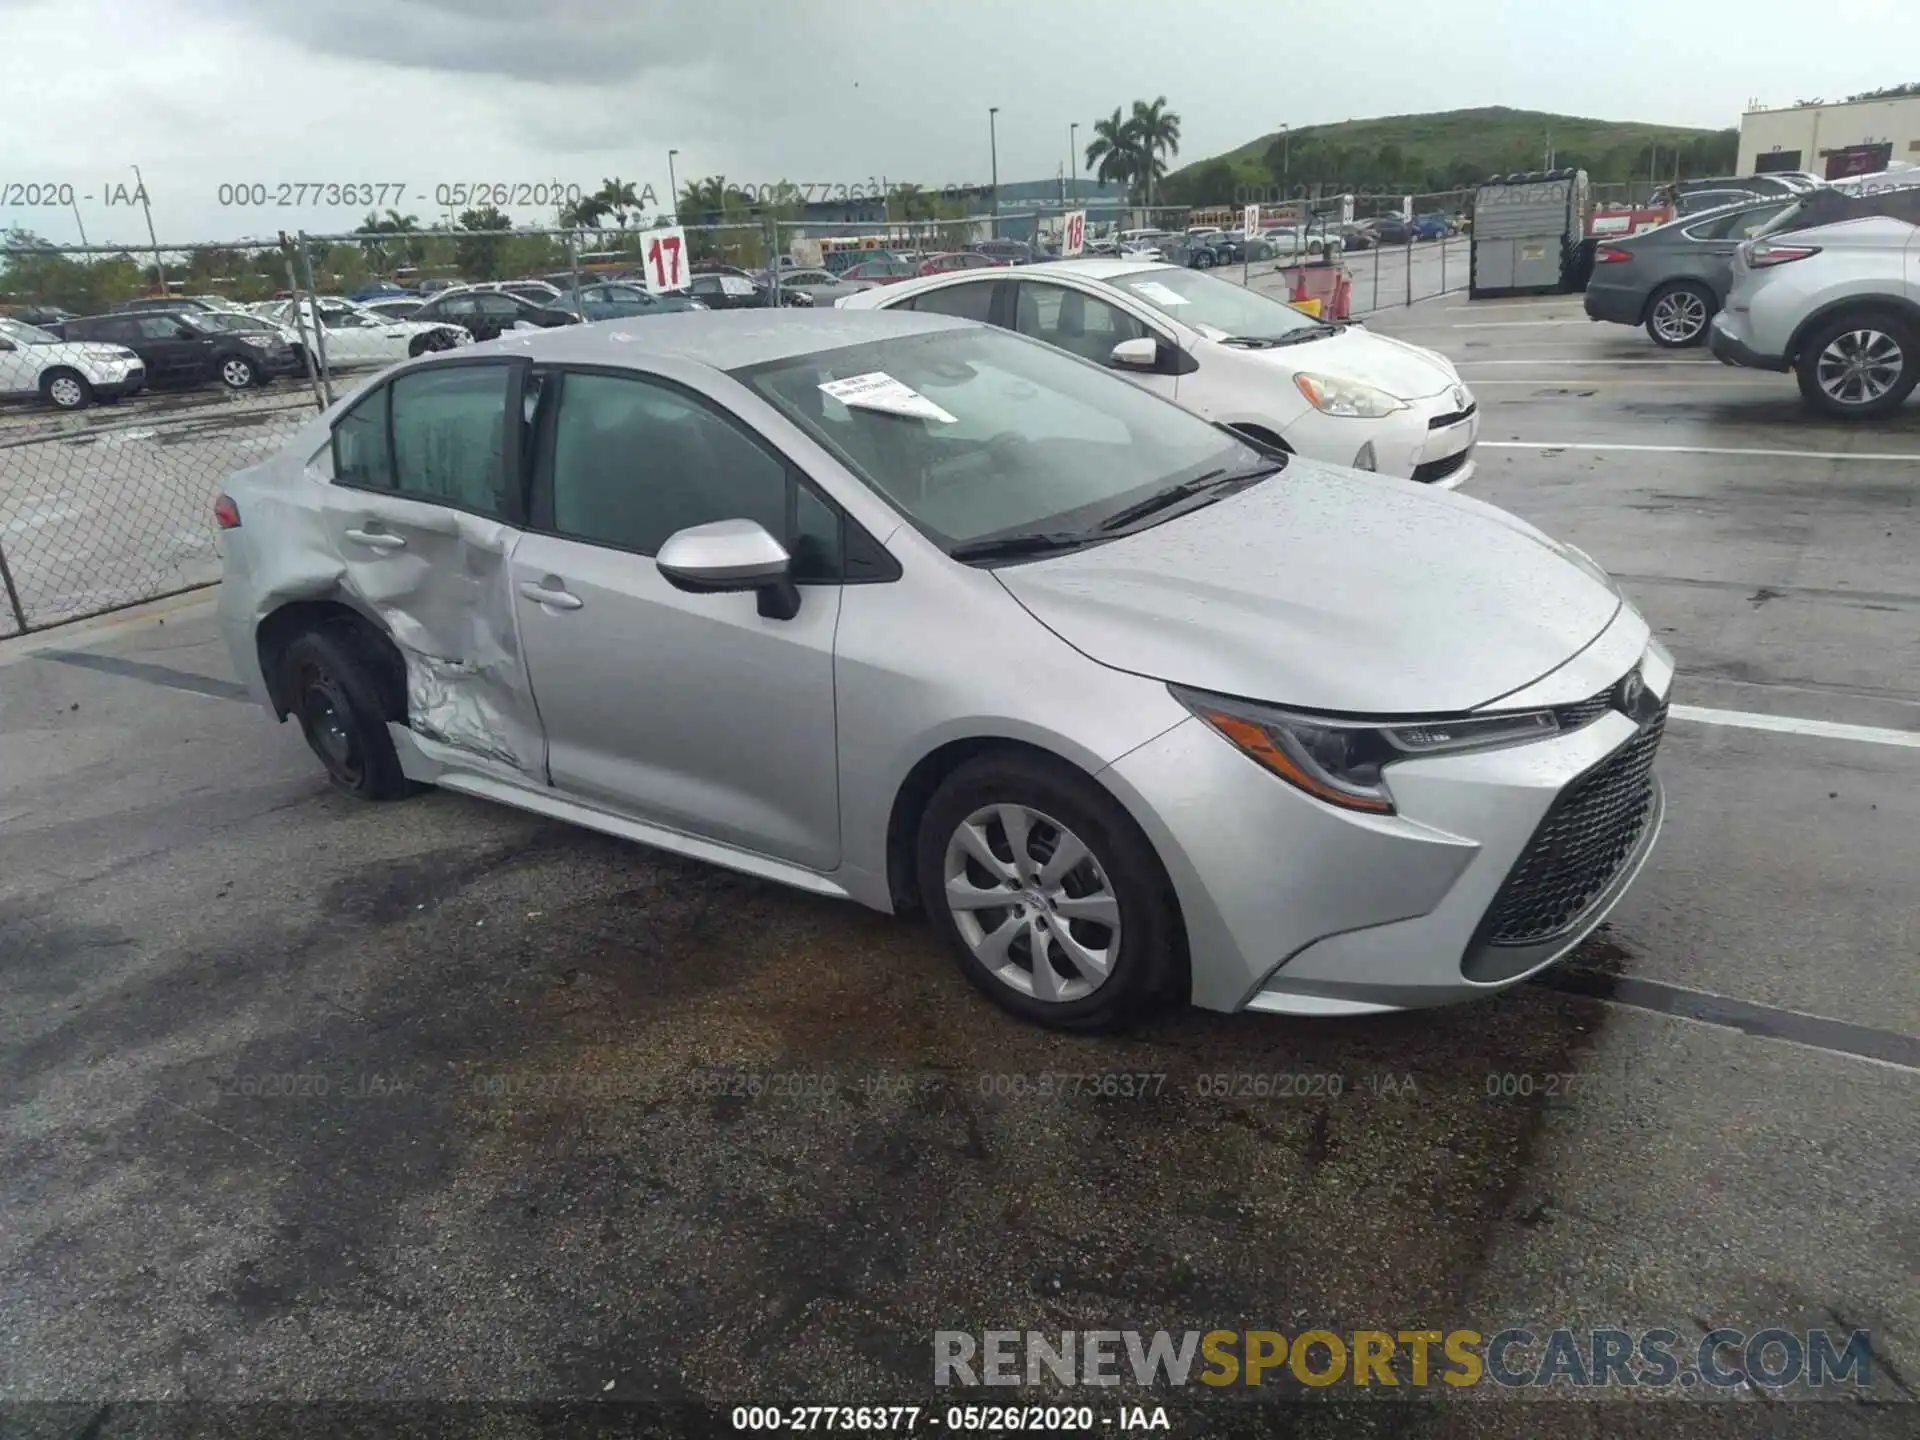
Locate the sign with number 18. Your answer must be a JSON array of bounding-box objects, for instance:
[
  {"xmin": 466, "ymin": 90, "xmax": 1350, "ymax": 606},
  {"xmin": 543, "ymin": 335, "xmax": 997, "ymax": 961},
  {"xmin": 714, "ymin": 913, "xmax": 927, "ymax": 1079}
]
[
  {"xmin": 644, "ymin": 226, "xmax": 690, "ymax": 294},
  {"xmin": 1062, "ymin": 210, "xmax": 1087, "ymax": 258}
]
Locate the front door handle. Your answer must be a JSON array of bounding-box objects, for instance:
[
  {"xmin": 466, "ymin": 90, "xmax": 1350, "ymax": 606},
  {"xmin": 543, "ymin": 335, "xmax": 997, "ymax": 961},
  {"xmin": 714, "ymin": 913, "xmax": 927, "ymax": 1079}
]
[
  {"xmin": 344, "ymin": 528, "xmax": 406, "ymax": 551},
  {"xmin": 518, "ymin": 580, "xmax": 583, "ymax": 610}
]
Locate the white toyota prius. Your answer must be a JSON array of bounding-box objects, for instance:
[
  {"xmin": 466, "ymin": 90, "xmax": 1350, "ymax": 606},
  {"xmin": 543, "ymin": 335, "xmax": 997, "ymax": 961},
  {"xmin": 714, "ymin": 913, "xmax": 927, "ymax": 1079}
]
[{"xmin": 839, "ymin": 258, "xmax": 1479, "ymax": 487}]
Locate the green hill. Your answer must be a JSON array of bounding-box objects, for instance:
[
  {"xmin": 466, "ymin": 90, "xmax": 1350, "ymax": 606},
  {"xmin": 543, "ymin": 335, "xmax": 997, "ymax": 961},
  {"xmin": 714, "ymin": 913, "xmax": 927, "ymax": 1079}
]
[{"xmin": 1160, "ymin": 106, "xmax": 1739, "ymax": 204}]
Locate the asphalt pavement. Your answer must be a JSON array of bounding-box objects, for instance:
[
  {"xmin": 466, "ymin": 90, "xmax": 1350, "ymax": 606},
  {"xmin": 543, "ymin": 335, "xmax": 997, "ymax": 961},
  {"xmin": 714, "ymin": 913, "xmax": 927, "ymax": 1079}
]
[{"xmin": 0, "ymin": 287, "xmax": 1916, "ymax": 1438}]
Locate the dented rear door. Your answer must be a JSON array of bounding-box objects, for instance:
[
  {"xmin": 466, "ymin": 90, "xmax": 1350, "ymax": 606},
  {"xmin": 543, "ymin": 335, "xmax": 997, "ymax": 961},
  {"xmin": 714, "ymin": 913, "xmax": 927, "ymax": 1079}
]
[{"xmin": 320, "ymin": 355, "xmax": 548, "ymax": 778}]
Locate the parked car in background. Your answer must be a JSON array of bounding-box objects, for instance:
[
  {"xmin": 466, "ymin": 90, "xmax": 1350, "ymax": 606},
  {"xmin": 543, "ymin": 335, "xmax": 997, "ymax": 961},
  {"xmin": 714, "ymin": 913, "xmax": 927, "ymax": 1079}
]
[
  {"xmin": 116, "ymin": 294, "xmax": 248, "ymax": 315},
  {"xmin": 1184, "ymin": 230, "xmax": 1234, "ymax": 268},
  {"xmin": 968, "ymin": 239, "xmax": 1034, "ymax": 265},
  {"xmin": 1336, "ymin": 223, "xmax": 1375, "ymax": 252},
  {"xmin": 409, "ymin": 287, "xmax": 582, "ymax": 342},
  {"xmin": 218, "ymin": 309, "xmax": 1669, "ymax": 1031},
  {"xmin": 59, "ymin": 309, "xmax": 298, "ymax": 390},
  {"xmin": 3, "ymin": 304, "xmax": 76, "ymax": 328},
  {"xmin": 0, "ymin": 315, "xmax": 146, "ymax": 410},
  {"xmin": 918, "ymin": 251, "xmax": 1004, "ymax": 278},
  {"xmin": 1585, "ymin": 197, "xmax": 1794, "ymax": 347},
  {"xmin": 260, "ymin": 297, "xmax": 473, "ymax": 366},
  {"xmin": 1411, "ymin": 214, "xmax": 1453, "ymax": 241},
  {"xmin": 194, "ymin": 310, "xmax": 312, "ymax": 372},
  {"xmin": 362, "ymin": 297, "xmax": 425, "ymax": 322},
  {"xmin": 684, "ymin": 272, "xmax": 808, "ymax": 309},
  {"xmin": 839, "ymin": 256, "xmax": 921, "ymax": 286},
  {"xmin": 1659, "ymin": 172, "xmax": 1821, "ymax": 219},
  {"xmin": 839, "ymin": 258, "xmax": 1479, "ymax": 487},
  {"xmin": 456, "ymin": 279, "xmax": 564, "ymax": 306},
  {"xmin": 1709, "ymin": 181, "xmax": 1920, "ymax": 418},
  {"xmin": 1369, "ymin": 216, "xmax": 1412, "ymax": 245},
  {"xmin": 416, "ymin": 278, "xmax": 459, "ymax": 295},
  {"xmin": 548, "ymin": 283, "xmax": 708, "ymax": 321},
  {"xmin": 769, "ymin": 268, "xmax": 876, "ymax": 306}
]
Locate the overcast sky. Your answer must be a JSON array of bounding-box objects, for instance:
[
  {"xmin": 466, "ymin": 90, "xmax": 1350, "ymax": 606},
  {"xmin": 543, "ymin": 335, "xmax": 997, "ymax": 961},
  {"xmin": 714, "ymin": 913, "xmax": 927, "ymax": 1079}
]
[{"xmin": 3, "ymin": 0, "xmax": 1916, "ymax": 247}]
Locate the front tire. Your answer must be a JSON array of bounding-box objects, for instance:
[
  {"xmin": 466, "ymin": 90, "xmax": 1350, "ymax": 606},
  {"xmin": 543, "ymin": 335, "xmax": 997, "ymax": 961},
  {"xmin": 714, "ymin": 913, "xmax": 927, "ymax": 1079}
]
[
  {"xmin": 915, "ymin": 751, "xmax": 1181, "ymax": 1032},
  {"xmin": 42, "ymin": 369, "xmax": 93, "ymax": 411},
  {"xmin": 1794, "ymin": 311, "xmax": 1919, "ymax": 419},
  {"xmin": 1645, "ymin": 282, "xmax": 1714, "ymax": 348},
  {"xmin": 219, "ymin": 355, "xmax": 258, "ymax": 390},
  {"xmin": 280, "ymin": 629, "xmax": 410, "ymax": 801}
]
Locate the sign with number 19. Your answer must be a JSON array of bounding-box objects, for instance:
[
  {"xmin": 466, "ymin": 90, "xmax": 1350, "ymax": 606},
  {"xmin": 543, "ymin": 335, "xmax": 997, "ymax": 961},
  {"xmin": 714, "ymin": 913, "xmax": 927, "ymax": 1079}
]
[{"xmin": 644, "ymin": 226, "xmax": 689, "ymax": 294}]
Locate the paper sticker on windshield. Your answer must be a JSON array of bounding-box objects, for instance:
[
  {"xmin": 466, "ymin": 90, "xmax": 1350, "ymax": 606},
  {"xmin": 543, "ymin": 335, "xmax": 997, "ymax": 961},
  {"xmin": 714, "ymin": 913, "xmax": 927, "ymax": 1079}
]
[
  {"xmin": 819, "ymin": 371, "xmax": 957, "ymax": 423},
  {"xmin": 1127, "ymin": 280, "xmax": 1190, "ymax": 306}
]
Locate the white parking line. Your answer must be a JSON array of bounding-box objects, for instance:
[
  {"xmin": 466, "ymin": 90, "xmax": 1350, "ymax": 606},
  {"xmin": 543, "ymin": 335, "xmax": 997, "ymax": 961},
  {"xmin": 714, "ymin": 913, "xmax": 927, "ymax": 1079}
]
[
  {"xmin": 1671, "ymin": 705, "xmax": 1920, "ymax": 749},
  {"xmin": 1454, "ymin": 358, "xmax": 1721, "ymax": 366},
  {"xmin": 1480, "ymin": 441, "xmax": 1920, "ymax": 461},
  {"xmin": 1395, "ymin": 320, "xmax": 1591, "ymax": 329}
]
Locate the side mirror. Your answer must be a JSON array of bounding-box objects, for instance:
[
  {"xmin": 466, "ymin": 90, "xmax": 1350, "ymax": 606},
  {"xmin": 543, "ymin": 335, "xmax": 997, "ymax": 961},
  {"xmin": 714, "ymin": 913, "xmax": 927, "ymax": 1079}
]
[
  {"xmin": 1110, "ymin": 337, "xmax": 1160, "ymax": 370},
  {"xmin": 655, "ymin": 518, "xmax": 800, "ymax": 620}
]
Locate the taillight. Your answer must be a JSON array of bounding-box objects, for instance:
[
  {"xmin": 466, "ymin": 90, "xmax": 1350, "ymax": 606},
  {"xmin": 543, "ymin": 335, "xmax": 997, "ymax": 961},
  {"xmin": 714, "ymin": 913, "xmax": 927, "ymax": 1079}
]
[
  {"xmin": 1747, "ymin": 242, "xmax": 1821, "ymax": 268},
  {"xmin": 214, "ymin": 494, "xmax": 241, "ymax": 529},
  {"xmin": 1593, "ymin": 245, "xmax": 1634, "ymax": 264}
]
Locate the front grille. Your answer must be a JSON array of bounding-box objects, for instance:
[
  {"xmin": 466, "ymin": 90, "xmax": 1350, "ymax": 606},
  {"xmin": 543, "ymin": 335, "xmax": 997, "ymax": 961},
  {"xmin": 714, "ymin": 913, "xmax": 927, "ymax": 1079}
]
[
  {"xmin": 1412, "ymin": 450, "xmax": 1471, "ymax": 484},
  {"xmin": 1480, "ymin": 706, "xmax": 1667, "ymax": 946},
  {"xmin": 1427, "ymin": 402, "xmax": 1478, "ymax": 430},
  {"xmin": 1550, "ymin": 684, "xmax": 1616, "ymax": 732}
]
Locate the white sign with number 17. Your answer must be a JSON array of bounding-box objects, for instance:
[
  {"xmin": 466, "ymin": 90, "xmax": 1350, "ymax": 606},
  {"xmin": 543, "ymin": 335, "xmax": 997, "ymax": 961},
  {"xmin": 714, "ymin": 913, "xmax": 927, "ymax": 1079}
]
[{"xmin": 644, "ymin": 225, "xmax": 690, "ymax": 294}]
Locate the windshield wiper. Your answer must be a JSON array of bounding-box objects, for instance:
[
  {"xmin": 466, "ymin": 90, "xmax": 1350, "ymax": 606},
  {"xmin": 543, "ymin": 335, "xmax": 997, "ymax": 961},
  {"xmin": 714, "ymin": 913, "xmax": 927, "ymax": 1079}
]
[
  {"xmin": 1095, "ymin": 464, "xmax": 1280, "ymax": 532},
  {"xmin": 948, "ymin": 530, "xmax": 1093, "ymax": 562}
]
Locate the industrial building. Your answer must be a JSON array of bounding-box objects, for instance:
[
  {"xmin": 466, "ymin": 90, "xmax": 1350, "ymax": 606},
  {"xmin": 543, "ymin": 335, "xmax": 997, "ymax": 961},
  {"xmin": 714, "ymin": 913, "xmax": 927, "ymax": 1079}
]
[{"xmin": 1738, "ymin": 92, "xmax": 1920, "ymax": 179}]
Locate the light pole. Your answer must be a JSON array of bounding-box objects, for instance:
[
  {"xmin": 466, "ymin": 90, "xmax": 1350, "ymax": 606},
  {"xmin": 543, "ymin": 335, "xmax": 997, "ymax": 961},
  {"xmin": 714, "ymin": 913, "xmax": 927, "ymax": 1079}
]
[
  {"xmin": 1277, "ymin": 124, "xmax": 1290, "ymax": 196},
  {"xmin": 1069, "ymin": 122, "xmax": 1079, "ymax": 202},
  {"xmin": 667, "ymin": 149, "xmax": 680, "ymax": 221},
  {"xmin": 989, "ymin": 107, "xmax": 1000, "ymax": 220},
  {"xmin": 131, "ymin": 164, "xmax": 165, "ymax": 294}
]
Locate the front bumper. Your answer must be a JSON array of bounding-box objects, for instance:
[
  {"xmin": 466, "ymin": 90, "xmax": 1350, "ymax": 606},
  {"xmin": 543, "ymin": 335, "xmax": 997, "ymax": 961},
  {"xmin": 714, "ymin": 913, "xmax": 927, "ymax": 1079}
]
[
  {"xmin": 1101, "ymin": 627, "xmax": 1673, "ymax": 1015},
  {"xmin": 1707, "ymin": 311, "xmax": 1790, "ymax": 372},
  {"xmin": 1280, "ymin": 392, "xmax": 1479, "ymax": 490},
  {"xmin": 91, "ymin": 364, "xmax": 146, "ymax": 399}
]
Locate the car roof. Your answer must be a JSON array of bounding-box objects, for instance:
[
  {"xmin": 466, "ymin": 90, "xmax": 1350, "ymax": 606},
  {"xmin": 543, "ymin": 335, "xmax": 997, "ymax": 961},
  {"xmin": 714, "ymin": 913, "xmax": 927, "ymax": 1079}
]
[{"xmin": 459, "ymin": 306, "xmax": 973, "ymax": 369}]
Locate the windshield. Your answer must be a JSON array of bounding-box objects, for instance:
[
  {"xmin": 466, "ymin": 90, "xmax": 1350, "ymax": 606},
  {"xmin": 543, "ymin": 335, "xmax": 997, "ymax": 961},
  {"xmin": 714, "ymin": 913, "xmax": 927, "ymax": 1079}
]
[
  {"xmin": 0, "ymin": 317, "xmax": 57, "ymax": 345},
  {"xmin": 1112, "ymin": 265, "xmax": 1325, "ymax": 342},
  {"xmin": 737, "ymin": 324, "xmax": 1265, "ymax": 551}
]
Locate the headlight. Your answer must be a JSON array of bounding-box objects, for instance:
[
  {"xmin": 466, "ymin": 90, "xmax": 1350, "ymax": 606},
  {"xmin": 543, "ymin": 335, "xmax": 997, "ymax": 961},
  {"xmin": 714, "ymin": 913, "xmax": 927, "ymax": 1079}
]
[
  {"xmin": 1170, "ymin": 685, "xmax": 1559, "ymax": 814},
  {"xmin": 1293, "ymin": 372, "xmax": 1407, "ymax": 419},
  {"xmin": 83, "ymin": 347, "xmax": 132, "ymax": 363}
]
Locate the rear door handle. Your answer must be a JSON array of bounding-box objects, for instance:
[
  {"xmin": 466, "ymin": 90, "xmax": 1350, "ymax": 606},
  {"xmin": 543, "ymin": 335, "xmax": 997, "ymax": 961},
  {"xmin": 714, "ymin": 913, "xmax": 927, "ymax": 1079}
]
[
  {"xmin": 344, "ymin": 528, "xmax": 406, "ymax": 551},
  {"xmin": 518, "ymin": 580, "xmax": 583, "ymax": 610}
]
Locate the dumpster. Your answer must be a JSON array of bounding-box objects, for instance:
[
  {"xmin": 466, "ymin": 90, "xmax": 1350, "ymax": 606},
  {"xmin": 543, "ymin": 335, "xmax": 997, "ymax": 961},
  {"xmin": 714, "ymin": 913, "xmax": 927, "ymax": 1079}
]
[{"xmin": 1469, "ymin": 169, "xmax": 1592, "ymax": 297}]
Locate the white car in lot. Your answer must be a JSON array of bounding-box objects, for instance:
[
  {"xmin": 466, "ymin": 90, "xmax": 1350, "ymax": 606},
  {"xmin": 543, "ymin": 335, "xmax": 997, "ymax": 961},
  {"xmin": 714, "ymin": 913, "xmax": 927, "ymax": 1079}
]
[
  {"xmin": 259, "ymin": 297, "xmax": 472, "ymax": 368},
  {"xmin": 0, "ymin": 315, "xmax": 146, "ymax": 410},
  {"xmin": 839, "ymin": 259, "xmax": 1478, "ymax": 486}
]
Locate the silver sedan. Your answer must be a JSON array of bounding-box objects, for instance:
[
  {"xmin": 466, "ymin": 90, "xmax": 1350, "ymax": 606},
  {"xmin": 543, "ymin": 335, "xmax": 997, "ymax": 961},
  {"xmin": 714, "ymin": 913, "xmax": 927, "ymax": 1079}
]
[{"xmin": 216, "ymin": 310, "xmax": 1671, "ymax": 1029}]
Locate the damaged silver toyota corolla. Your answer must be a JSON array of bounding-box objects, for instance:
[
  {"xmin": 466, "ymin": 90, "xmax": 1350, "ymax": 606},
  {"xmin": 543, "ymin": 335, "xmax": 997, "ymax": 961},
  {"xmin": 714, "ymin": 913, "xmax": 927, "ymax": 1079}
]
[{"xmin": 217, "ymin": 310, "xmax": 1672, "ymax": 1031}]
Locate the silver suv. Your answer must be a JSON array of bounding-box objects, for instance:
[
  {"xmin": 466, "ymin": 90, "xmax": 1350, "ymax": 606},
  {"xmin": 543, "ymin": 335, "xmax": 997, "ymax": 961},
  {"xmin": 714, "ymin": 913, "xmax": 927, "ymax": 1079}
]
[{"xmin": 1708, "ymin": 182, "xmax": 1920, "ymax": 418}]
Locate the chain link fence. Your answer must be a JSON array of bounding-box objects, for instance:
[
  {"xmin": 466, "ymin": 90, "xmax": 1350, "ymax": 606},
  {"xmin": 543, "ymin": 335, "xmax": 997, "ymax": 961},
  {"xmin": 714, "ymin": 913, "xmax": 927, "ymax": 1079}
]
[{"xmin": 0, "ymin": 191, "xmax": 1556, "ymax": 638}]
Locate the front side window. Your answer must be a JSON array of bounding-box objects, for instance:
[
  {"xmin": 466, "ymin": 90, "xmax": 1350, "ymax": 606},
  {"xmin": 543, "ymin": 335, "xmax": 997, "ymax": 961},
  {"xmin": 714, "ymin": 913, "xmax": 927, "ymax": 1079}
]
[
  {"xmin": 739, "ymin": 326, "xmax": 1261, "ymax": 550},
  {"xmin": 476, "ymin": 294, "xmax": 524, "ymax": 317},
  {"xmin": 388, "ymin": 364, "xmax": 512, "ymax": 515},
  {"xmin": 544, "ymin": 371, "xmax": 839, "ymax": 580},
  {"xmin": 1013, "ymin": 282, "xmax": 1149, "ymax": 363},
  {"xmin": 0, "ymin": 318, "xmax": 55, "ymax": 345}
]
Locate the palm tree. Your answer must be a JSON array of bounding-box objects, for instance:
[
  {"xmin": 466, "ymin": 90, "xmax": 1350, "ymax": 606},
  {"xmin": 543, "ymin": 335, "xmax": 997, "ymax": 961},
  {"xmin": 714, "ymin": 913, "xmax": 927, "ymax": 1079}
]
[
  {"xmin": 593, "ymin": 177, "xmax": 642, "ymax": 229},
  {"xmin": 678, "ymin": 176, "xmax": 729, "ymax": 225},
  {"xmin": 1128, "ymin": 96, "xmax": 1182, "ymax": 206},
  {"xmin": 560, "ymin": 194, "xmax": 608, "ymax": 230},
  {"xmin": 1084, "ymin": 107, "xmax": 1137, "ymax": 194}
]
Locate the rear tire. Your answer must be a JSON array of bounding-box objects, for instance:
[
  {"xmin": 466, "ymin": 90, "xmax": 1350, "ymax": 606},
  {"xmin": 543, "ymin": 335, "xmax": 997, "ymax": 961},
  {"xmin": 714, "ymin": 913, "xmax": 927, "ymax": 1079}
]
[
  {"xmin": 280, "ymin": 628, "xmax": 410, "ymax": 801},
  {"xmin": 915, "ymin": 751, "xmax": 1182, "ymax": 1032},
  {"xmin": 1644, "ymin": 281, "xmax": 1714, "ymax": 348},
  {"xmin": 1794, "ymin": 310, "xmax": 1919, "ymax": 419}
]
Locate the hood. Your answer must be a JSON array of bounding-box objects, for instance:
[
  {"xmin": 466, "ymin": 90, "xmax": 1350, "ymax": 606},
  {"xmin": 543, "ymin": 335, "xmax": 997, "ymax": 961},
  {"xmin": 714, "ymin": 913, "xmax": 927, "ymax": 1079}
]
[
  {"xmin": 994, "ymin": 460, "xmax": 1622, "ymax": 715},
  {"xmin": 1235, "ymin": 326, "xmax": 1460, "ymax": 400}
]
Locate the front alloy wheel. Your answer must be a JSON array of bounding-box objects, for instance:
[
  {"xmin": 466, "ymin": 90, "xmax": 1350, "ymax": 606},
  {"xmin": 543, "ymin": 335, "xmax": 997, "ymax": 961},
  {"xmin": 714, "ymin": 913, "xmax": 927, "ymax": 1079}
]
[
  {"xmin": 220, "ymin": 356, "xmax": 257, "ymax": 389},
  {"xmin": 45, "ymin": 372, "xmax": 91, "ymax": 410},
  {"xmin": 943, "ymin": 803, "xmax": 1122, "ymax": 1004}
]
